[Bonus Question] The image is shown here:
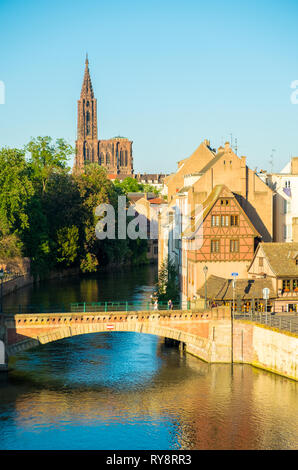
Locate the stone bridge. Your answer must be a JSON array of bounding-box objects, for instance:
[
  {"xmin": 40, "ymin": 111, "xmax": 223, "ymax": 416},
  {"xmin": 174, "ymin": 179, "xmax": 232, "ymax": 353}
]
[
  {"xmin": 0, "ymin": 307, "xmax": 297, "ymax": 380},
  {"xmin": 0, "ymin": 307, "xmax": 232, "ymax": 368}
]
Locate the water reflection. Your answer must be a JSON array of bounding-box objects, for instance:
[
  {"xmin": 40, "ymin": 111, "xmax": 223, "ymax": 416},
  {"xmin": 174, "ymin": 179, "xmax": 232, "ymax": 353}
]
[
  {"xmin": 0, "ymin": 332, "xmax": 297, "ymax": 450},
  {"xmin": 0, "ymin": 265, "xmax": 297, "ymax": 450},
  {"xmin": 2, "ymin": 265, "xmax": 158, "ymax": 311}
]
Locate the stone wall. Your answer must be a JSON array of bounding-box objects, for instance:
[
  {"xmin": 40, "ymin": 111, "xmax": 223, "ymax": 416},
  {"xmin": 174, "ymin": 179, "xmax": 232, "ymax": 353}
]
[{"xmin": 184, "ymin": 318, "xmax": 298, "ymax": 380}]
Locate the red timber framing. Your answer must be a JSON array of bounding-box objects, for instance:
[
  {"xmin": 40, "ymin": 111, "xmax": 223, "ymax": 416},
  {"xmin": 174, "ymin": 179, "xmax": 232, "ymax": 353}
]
[{"xmin": 186, "ymin": 186, "xmax": 260, "ymax": 264}]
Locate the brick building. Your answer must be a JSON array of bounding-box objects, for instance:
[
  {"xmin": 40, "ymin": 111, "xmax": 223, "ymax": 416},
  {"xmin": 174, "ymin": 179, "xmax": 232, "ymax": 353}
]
[{"xmin": 73, "ymin": 56, "xmax": 133, "ymax": 177}]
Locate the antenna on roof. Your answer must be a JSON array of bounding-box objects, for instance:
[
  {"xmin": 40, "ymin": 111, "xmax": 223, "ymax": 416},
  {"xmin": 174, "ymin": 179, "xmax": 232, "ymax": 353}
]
[
  {"xmin": 269, "ymin": 149, "xmax": 276, "ymax": 174},
  {"xmin": 234, "ymin": 138, "xmax": 238, "ymax": 155},
  {"xmin": 230, "ymin": 133, "xmax": 233, "ymax": 150}
]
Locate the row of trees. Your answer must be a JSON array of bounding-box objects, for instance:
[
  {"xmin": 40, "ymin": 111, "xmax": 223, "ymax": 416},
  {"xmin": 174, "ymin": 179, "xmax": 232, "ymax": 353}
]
[
  {"xmin": 0, "ymin": 137, "xmax": 148, "ymax": 278},
  {"xmin": 113, "ymin": 176, "xmax": 160, "ymax": 195}
]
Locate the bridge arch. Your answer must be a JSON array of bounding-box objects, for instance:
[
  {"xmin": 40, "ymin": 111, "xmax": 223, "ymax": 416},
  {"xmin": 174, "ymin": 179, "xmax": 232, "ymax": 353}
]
[{"xmin": 6, "ymin": 320, "xmax": 210, "ymax": 361}]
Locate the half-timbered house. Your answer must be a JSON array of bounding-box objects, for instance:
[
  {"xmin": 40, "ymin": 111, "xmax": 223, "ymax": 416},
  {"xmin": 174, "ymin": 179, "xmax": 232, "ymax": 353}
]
[{"xmin": 180, "ymin": 185, "xmax": 261, "ymax": 300}]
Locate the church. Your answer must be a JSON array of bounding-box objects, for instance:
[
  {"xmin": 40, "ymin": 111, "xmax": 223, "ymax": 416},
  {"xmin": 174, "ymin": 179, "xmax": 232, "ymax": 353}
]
[{"xmin": 73, "ymin": 56, "xmax": 134, "ymax": 177}]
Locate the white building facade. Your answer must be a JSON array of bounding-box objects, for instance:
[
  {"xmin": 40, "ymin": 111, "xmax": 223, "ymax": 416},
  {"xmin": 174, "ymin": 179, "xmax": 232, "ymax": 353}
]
[{"xmin": 258, "ymin": 157, "xmax": 298, "ymax": 242}]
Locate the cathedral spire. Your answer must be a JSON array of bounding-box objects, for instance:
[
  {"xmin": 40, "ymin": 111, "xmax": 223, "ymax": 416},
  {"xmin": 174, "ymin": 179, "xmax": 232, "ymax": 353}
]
[{"xmin": 80, "ymin": 54, "xmax": 94, "ymax": 99}]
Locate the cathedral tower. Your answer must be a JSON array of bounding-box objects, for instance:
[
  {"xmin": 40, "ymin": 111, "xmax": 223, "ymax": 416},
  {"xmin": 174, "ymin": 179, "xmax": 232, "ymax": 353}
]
[
  {"xmin": 74, "ymin": 56, "xmax": 134, "ymax": 177},
  {"xmin": 74, "ymin": 55, "xmax": 98, "ymax": 170}
]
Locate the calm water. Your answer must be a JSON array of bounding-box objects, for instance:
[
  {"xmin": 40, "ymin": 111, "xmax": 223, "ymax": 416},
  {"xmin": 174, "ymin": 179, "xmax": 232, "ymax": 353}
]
[{"xmin": 0, "ymin": 265, "xmax": 297, "ymax": 450}]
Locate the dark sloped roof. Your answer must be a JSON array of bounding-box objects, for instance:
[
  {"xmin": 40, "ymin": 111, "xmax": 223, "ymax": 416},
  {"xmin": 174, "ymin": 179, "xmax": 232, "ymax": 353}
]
[
  {"xmin": 260, "ymin": 242, "xmax": 298, "ymax": 277},
  {"xmin": 197, "ymin": 275, "xmax": 275, "ymax": 300},
  {"xmin": 197, "ymin": 151, "xmax": 225, "ymax": 175}
]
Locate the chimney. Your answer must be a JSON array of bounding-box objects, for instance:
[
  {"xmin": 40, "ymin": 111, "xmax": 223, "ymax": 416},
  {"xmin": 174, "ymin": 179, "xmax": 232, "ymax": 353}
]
[
  {"xmin": 291, "ymin": 157, "xmax": 298, "ymax": 175},
  {"xmin": 204, "ymin": 139, "xmax": 210, "ymax": 147},
  {"xmin": 240, "ymin": 156, "xmax": 247, "ymax": 198},
  {"xmin": 224, "ymin": 141, "xmax": 230, "ymax": 152}
]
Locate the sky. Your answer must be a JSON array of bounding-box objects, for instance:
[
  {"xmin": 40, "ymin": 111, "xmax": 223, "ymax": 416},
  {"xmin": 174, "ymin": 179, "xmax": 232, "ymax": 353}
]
[{"xmin": 1, "ymin": 0, "xmax": 298, "ymax": 174}]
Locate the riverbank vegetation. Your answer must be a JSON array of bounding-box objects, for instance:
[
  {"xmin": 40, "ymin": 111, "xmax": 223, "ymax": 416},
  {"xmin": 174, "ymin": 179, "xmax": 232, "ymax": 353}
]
[{"xmin": 0, "ymin": 137, "xmax": 149, "ymax": 278}]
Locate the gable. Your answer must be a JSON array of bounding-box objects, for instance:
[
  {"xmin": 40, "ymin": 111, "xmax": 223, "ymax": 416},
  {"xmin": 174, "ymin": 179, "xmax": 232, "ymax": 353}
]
[{"xmin": 167, "ymin": 142, "xmax": 217, "ymax": 199}]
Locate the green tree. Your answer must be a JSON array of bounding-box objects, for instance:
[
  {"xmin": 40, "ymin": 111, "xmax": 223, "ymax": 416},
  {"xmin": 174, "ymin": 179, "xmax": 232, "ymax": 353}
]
[
  {"xmin": 0, "ymin": 148, "xmax": 34, "ymax": 232},
  {"xmin": 155, "ymin": 258, "xmax": 180, "ymax": 302},
  {"xmin": 73, "ymin": 164, "xmax": 120, "ymax": 270},
  {"xmin": 0, "ymin": 232, "xmax": 23, "ymax": 259},
  {"xmin": 114, "ymin": 177, "xmax": 143, "ymax": 194},
  {"xmin": 56, "ymin": 226, "xmax": 79, "ymax": 267},
  {"xmin": 26, "ymin": 136, "xmax": 73, "ymax": 194}
]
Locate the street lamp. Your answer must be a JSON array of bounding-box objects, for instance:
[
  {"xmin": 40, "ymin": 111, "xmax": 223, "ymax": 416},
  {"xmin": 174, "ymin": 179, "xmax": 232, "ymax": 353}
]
[
  {"xmin": 0, "ymin": 269, "xmax": 4, "ymax": 314},
  {"xmin": 203, "ymin": 265, "xmax": 208, "ymax": 310}
]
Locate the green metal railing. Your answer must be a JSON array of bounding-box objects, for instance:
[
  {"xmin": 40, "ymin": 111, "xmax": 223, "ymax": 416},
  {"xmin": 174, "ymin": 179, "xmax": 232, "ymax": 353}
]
[
  {"xmin": 70, "ymin": 300, "xmax": 190, "ymax": 313},
  {"xmin": 2, "ymin": 300, "xmax": 192, "ymax": 315}
]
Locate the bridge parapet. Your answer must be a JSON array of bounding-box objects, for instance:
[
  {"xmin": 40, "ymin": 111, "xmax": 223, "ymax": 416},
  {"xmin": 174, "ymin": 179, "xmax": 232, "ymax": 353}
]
[{"xmin": 3, "ymin": 306, "xmax": 230, "ymax": 326}]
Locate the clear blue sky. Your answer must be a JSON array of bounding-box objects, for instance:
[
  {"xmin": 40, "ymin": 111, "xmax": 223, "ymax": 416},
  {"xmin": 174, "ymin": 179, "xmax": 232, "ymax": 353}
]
[{"xmin": 1, "ymin": 0, "xmax": 298, "ymax": 173}]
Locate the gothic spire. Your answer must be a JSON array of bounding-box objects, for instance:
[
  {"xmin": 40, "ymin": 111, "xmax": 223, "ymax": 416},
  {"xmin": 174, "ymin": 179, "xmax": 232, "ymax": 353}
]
[{"xmin": 80, "ymin": 54, "xmax": 94, "ymax": 99}]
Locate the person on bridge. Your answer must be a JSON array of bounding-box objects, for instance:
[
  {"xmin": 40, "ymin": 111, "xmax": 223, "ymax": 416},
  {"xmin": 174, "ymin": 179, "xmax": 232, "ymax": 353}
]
[
  {"xmin": 168, "ymin": 299, "xmax": 173, "ymax": 310},
  {"xmin": 154, "ymin": 300, "xmax": 158, "ymax": 310}
]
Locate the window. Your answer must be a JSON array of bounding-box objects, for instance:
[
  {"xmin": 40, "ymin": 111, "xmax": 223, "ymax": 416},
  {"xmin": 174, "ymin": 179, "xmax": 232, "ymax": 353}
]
[
  {"xmin": 230, "ymin": 215, "xmax": 239, "ymax": 226},
  {"xmin": 283, "ymin": 199, "xmax": 291, "ymax": 214},
  {"xmin": 211, "ymin": 239, "xmax": 220, "ymax": 253},
  {"xmin": 220, "ymin": 199, "xmax": 229, "ymax": 206},
  {"xmin": 284, "ymin": 224, "xmax": 292, "ymax": 240},
  {"xmin": 230, "ymin": 239, "xmax": 239, "ymax": 252},
  {"xmin": 296, "ymin": 258, "xmax": 298, "ymax": 265},
  {"xmin": 221, "ymin": 215, "xmax": 229, "ymax": 227},
  {"xmin": 282, "ymin": 279, "xmax": 291, "ymax": 290},
  {"xmin": 99, "ymin": 153, "xmax": 104, "ymax": 165},
  {"xmin": 86, "ymin": 111, "xmax": 90, "ymax": 135},
  {"xmin": 293, "ymin": 279, "xmax": 298, "ymax": 290},
  {"xmin": 154, "ymin": 247, "xmax": 158, "ymax": 255},
  {"xmin": 211, "ymin": 215, "xmax": 220, "ymax": 227}
]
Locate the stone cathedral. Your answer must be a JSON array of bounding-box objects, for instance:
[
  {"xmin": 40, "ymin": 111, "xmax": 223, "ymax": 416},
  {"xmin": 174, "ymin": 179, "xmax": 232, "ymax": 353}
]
[{"xmin": 73, "ymin": 56, "xmax": 134, "ymax": 176}]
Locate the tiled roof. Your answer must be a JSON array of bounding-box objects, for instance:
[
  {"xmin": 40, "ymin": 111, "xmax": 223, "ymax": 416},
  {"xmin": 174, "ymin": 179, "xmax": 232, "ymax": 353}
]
[
  {"xmin": 197, "ymin": 275, "xmax": 275, "ymax": 300},
  {"xmin": 149, "ymin": 198, "xmax": 167, "ymax": 204},
  {"xmin": 260, "ymin": 242, "xmax": 298, "ymax": 277}
]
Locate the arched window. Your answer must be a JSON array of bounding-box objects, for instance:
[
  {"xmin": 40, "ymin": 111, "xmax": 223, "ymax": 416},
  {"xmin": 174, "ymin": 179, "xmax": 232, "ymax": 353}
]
[
  {"xmin": 86, "ymin": 111, "xmax": 90, "ymax": 135},
  {"xmin": 84, "ymin": 143, "xmax": 90, "ymax": 161},
  {"xmin": 120, "ymin": 150, "xmax": 123, "ymax": 166},
  {"xmin": 106, "ymin": 153, "xmax": 110, "ymax": 165},
  {"xmin": 99, "ymin": 153, "xmax": 105, "ymax": 165}
]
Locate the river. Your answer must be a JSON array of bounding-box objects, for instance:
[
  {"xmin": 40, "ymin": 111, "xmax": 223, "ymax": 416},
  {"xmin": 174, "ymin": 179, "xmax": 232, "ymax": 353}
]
[{"xmin": 0, "ymin": 265, "xmax": 297, "ymax": 450}]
